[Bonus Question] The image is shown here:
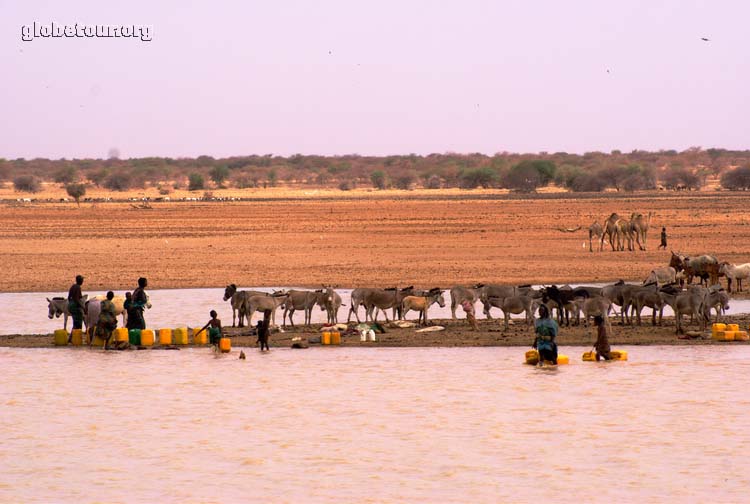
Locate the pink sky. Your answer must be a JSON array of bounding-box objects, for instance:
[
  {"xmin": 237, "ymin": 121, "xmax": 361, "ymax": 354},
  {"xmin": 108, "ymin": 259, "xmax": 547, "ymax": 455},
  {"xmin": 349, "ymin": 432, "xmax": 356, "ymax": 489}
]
[{"xmin": 2, "ymin": 0, "xmax": 748, "ymax": 159}]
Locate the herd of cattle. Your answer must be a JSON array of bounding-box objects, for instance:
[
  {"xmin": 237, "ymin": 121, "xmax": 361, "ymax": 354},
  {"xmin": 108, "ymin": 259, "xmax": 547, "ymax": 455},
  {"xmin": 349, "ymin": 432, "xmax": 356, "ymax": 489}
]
[{"xmin": 46, "ymin": 252, "xmax": 749, "ymax": 337}]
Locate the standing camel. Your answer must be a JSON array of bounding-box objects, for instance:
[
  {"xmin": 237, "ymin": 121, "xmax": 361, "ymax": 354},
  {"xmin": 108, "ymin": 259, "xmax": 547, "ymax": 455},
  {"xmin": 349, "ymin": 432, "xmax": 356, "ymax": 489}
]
[
  {"xmin": 589, "ymin": 221, "xmax": 603, "ymax": 252},
  {"xmin": 630, "ymin": 212, "xmax": 652, "ymax": 251},
  {"xmin": 599, "ymin": 213, "xmax": 622, "ymax": 251}
]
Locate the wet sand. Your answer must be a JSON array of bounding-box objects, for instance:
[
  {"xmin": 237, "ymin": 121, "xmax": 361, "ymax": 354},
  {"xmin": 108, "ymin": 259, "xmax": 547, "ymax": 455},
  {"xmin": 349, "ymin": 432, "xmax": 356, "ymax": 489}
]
[{"xmin": 4, "ymin": 313, "xmax": 749, "ymax": 349}]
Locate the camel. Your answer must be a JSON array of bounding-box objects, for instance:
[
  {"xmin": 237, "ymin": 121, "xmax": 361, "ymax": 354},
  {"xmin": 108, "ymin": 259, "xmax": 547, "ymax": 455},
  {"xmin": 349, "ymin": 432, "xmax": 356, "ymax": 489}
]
[
  {"xmin": 588, "ymin": 221, "xmax": 603, "ymax": 252},
  {"xmin": 599, "ymin": 213, "xmax": 622, "ymax": 251},
  {"xmin": 630, "ymin": 212, "xmax": 652, "ymax": 251},
  {"xmin": 616, "ymin": 218, "xmax": 635, "ymax": 251}
]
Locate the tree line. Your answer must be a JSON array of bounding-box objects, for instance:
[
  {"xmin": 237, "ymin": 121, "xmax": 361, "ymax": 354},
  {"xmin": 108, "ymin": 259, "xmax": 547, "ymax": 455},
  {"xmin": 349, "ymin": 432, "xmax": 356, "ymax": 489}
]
[{"xmin": 3, "ymin": 148, "xmax": 750, "ymax": 195}]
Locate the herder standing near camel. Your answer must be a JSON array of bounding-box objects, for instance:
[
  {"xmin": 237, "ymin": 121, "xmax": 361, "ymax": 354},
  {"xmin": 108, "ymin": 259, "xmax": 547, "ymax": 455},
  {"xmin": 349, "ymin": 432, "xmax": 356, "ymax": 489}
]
[
  {"xmin": 67, "ymin": 274, "xmax": 85, "ymax": 343},
  {"xmin": 658, "ymin": 227, "xmax": 668, "ymax": 250}
]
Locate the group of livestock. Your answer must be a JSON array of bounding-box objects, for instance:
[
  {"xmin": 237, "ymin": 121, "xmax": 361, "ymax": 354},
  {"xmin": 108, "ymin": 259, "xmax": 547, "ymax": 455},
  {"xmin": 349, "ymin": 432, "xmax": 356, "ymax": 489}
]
[
  {"xmin": 589, "ymin": 212, "xmax": 653, "ymax": 252},
  {"xmin": 46, "ymin": 292, "xmax": 152, "ymax": 337},
  {"xmin": 223, "ymin": 248, "xmax": 749, "ymax": 336}
]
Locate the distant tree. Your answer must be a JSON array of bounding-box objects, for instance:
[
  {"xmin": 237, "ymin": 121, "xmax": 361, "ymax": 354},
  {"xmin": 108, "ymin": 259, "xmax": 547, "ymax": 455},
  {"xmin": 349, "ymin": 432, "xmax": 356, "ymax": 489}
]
[
  {"xmin": 268, "ymin": 169, "xmax": 278, "ymax": 187},
  {"xmin": 426, "ymin": 174, "xmax": 442, "ymax": 189},
  {"xmin": 370, "ymin": 170, "xmax": 388, "ymax": 189},
  {"xmin": 662, "ymin": 166, "xmax": 701, "ymax": 190},
  {"xmin": 338, "ymin": 180, "xmax": 353, "ymax": 191},
  {"xmin": 460, "ymin": 168, "xmax": 498, "ymax": 189},
  {"xmin": 188, "ymin": 173, "xmax": 205, "ymax": 191},
  {"xmin": 0, "ymin": 159, "xmax": 10, "ymax": 181},
  {"xmin": 568, "ymin": 171, "xmax": 609, "ymax": 192},
  {"xmin": 721, "ymin": 166, "xmax": 750, "ymax": 190},
  {"xmin": 502, "ymin": 163, "xmax": 542, "ymax": 192},
  {"xmin": 103, "ymin": 172, "xmax": 132, "ymax": 191},
  {"xmin": 88, "ymin": 168, "xmax": 110, "ymax": 187},
  {"xmin": 13, "ymin": 175, "xmax": 41, "ymax": 193},
  {"xmin": 209, "ymin": 165, "xmax": 229, "ymax": 187},
  {"xmin": 65, "ymin": 183, "xmax": 86, "ymax": 206},
  {"xmin": 394, "ymin": 171, "xmax": 417, "ymax": 190},
  {"xmin": 53, "ymin": 166, "xmax": 78, "ymax": 184},
  {"xmin": 620, "ymin": 165, "xmax": 656, "ymax": 191}
]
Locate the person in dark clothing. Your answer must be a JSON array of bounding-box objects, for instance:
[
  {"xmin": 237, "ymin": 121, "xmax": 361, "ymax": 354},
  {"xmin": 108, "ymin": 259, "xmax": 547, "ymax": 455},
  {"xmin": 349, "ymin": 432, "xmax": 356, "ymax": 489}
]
[
  {"xmin": 95, "ymin": 291, "xmax": 118, "ymax": 350},
  {"xmin": 199, "ymin": 310, "xmax": 223, "ymax": 346},
  {"xmin": 533, "ymin": 304, "xmax": 559, "ymax": 365},
  {"xmin": 658, "ymin": 227, "xmax": 667, "ymax": 250},
  {"xmin": 593, "ymin": 315, "xmax": 612, "ymax": 361},
  {"xmin": 67, "ymin": 275, "xmax": 85, "ymax": 343},
  {"xmin": 130, "ymin": 277, "xmax": 148, "ymax": 329},
  {"xmin": 124, "ymin": 292, "xmax": 139, "ymax": 330},
  {"xmin": 256, "ymin": 309, "xmax": 272, "ymax": 351}
]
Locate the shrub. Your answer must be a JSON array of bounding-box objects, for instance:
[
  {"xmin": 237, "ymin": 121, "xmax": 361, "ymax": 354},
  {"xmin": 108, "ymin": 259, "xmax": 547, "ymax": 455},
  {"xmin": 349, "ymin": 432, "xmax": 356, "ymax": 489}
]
[
  {"xmin": 568, "ymin": 171, "xmax": 608, "ymax": 192},
  {"xmin": 188, "ymin": 173, "xmax": 204, "ymax": 191},
  {"xmin": 65, "ymin": 183, "xmax": 86, "ymax": 206},
  {"xmin": 370, "ymin": 170, "xmax": 388, "ymax": 189},
  {"xmin": 103, "ymin": 172, "xmax": 132, "ymax": 191},
  {"xmin": 338, "ymin": 180, "xmax": 353, "ymax": 191},
  {"xmin": 268, "ymin": 169, "xmax": 278, "ymax": 187},
  {"xmin": 202, "ymin": 190, "xmax": 214, "ymax": 200},
  {"xmin": 721, "ymin": 166, "xmax": 750, "ymax": 190},
  {"xmin": 13, "ymin": 175, "xmax": 41, "ymax": 193}
]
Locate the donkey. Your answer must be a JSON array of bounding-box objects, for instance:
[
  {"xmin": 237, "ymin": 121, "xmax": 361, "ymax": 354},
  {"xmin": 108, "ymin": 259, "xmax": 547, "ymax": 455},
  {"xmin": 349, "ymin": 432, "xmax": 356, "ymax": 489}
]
[{"xmin": 401, "ymin": 288, "xmax": 445, "ymax": 326}]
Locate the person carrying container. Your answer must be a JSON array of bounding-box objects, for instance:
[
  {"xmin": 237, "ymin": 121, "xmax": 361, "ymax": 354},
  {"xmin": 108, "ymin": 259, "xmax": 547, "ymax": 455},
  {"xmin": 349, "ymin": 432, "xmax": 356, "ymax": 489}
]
[
  {"xmin": 532, "ymin": 304, "xmax": 558, "ymax": 365},
  {"xmin": 199, "ymin": 310, "xmax": 223, "ymax": 347},
  {"xmin": 461, "ymin": 299, "xmax": 479, "ymax": 331}
]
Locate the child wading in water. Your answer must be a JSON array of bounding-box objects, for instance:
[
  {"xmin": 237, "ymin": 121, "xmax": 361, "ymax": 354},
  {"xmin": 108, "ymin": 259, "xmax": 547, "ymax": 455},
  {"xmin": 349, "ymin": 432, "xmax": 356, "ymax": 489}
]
[{"xmin": 199, "ymin": 310, "xmax": 223, "ymax": 349}]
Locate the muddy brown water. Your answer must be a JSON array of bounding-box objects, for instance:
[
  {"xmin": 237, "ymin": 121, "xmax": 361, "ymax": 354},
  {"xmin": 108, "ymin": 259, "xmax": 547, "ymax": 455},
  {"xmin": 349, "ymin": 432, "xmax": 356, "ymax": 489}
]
[{"xmin": 1, "ymin": 345, "xmax": 749, "ymax": 502}]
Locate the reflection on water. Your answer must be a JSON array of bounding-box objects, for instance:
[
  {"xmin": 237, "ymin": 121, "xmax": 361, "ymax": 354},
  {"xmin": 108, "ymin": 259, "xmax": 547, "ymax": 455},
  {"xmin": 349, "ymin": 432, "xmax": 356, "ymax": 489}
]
[
  {"xmin": 2, "ymin": 287, "xmax": 750, "ymax": 336},
  {"xmin": 1, "ymin": 345, "xmax": 749, "ymax": 503}
]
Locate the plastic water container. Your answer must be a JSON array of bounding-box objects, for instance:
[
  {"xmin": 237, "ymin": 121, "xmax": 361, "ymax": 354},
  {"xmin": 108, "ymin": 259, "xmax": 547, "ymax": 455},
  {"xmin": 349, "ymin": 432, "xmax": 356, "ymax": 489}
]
[
  {"xmin": 610, "ymin": 349, "xmax": 628, "ymax": 360},
  {"xmin": 367, "ymin": 330, "xmax": 376, "ymax": 342},
  {"xmin": 726, "ymin": 323, "xmax": 740, "ymax": 332},
  {"xmin": 582, "ymin": 351, "xmax": 596, "ymax": 361},
  {"xmin": 331, "ymin": 331, "xmax": 341, "ymax": 345},
  {"xmin": 525, "ymin": 349, "xmax": 539, "ymax": 365},
  {"xmin": 219, "ymin": 337, "xmax": 231, "ymax": 353},
  {"xmin": 321, "ymin": 332, "xmax": 331, "ymax": 345},
  {"xmin": 54, "ymin": 329, "xmax": 68, "ymax": 346},
  {"xmin": 114, "ymin": 327, "xmax": 128, "ymax": 342},
  {"xmin": 128, "ymin": 329, "xmax": 142, "ymax": 346},
  {"xmin": 360, "ymin": 331, "xmax": 367, "ymax": 342},
  {"xmin": 158, "ymin": 328, "xmax": 172, "ymax": 345},
  {"xmin": 71, "ymin": 329, "xmax": 83, "ymax": 346},
  {"xmin": 556, "ymin": 354, "xmax": 570, "ymax": 365},
  {"xmin": 140, "ymin": 329, "xmax": 155, "ymax": 346},
  {"xmin": 173, "ymin": 327, "xmax": 188, "ymax": 345},
  {"xmin": 734, "ymin": 331, "xmax": 749, "ymax": 341},
  {"xmin": 193, "ymin": 329, "xmax": 208, "ymax": 345}
]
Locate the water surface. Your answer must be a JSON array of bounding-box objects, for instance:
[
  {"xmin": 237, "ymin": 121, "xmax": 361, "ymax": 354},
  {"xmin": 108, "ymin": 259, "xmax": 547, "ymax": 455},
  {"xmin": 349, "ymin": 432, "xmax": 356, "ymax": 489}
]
[{"xmin": 1, "ymin": 345, "xmax": 749, "ymax": 503}]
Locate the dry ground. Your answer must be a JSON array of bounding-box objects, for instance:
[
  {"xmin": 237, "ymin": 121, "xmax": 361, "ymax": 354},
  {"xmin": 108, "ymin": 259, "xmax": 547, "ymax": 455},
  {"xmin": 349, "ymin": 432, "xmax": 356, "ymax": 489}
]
[{"xmin": 1, "ymin": 190, "xmax": 749, "ymax": 293}]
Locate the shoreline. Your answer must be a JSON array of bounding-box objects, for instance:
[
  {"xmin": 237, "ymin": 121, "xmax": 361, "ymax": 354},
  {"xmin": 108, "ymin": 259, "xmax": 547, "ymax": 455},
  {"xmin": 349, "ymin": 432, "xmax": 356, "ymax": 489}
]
[{"xmin": 5, "ymin": 315, "xmax": 749, "ymax": 349}]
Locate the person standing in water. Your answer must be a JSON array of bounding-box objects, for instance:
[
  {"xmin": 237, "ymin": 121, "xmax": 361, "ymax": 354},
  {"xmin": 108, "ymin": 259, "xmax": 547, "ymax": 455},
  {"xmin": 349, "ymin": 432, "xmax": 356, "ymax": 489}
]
[
  {"xmin": 95, "ymin": 291, "xmax": 118, "ymax": 350},
  {"xmin": 199, "ymin": 310, "xmax": 223, "ymax": 347},
  {"xmin": 67, "ymin": 274, "xmax": 85, "ymax": 343},
  {"xmin": 592, "ymin": 315, "xmax": 612, "ymax": 361},
  {"xmin": 533, "ymin": 304, "xmax": 559, "ymax": 365}
]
